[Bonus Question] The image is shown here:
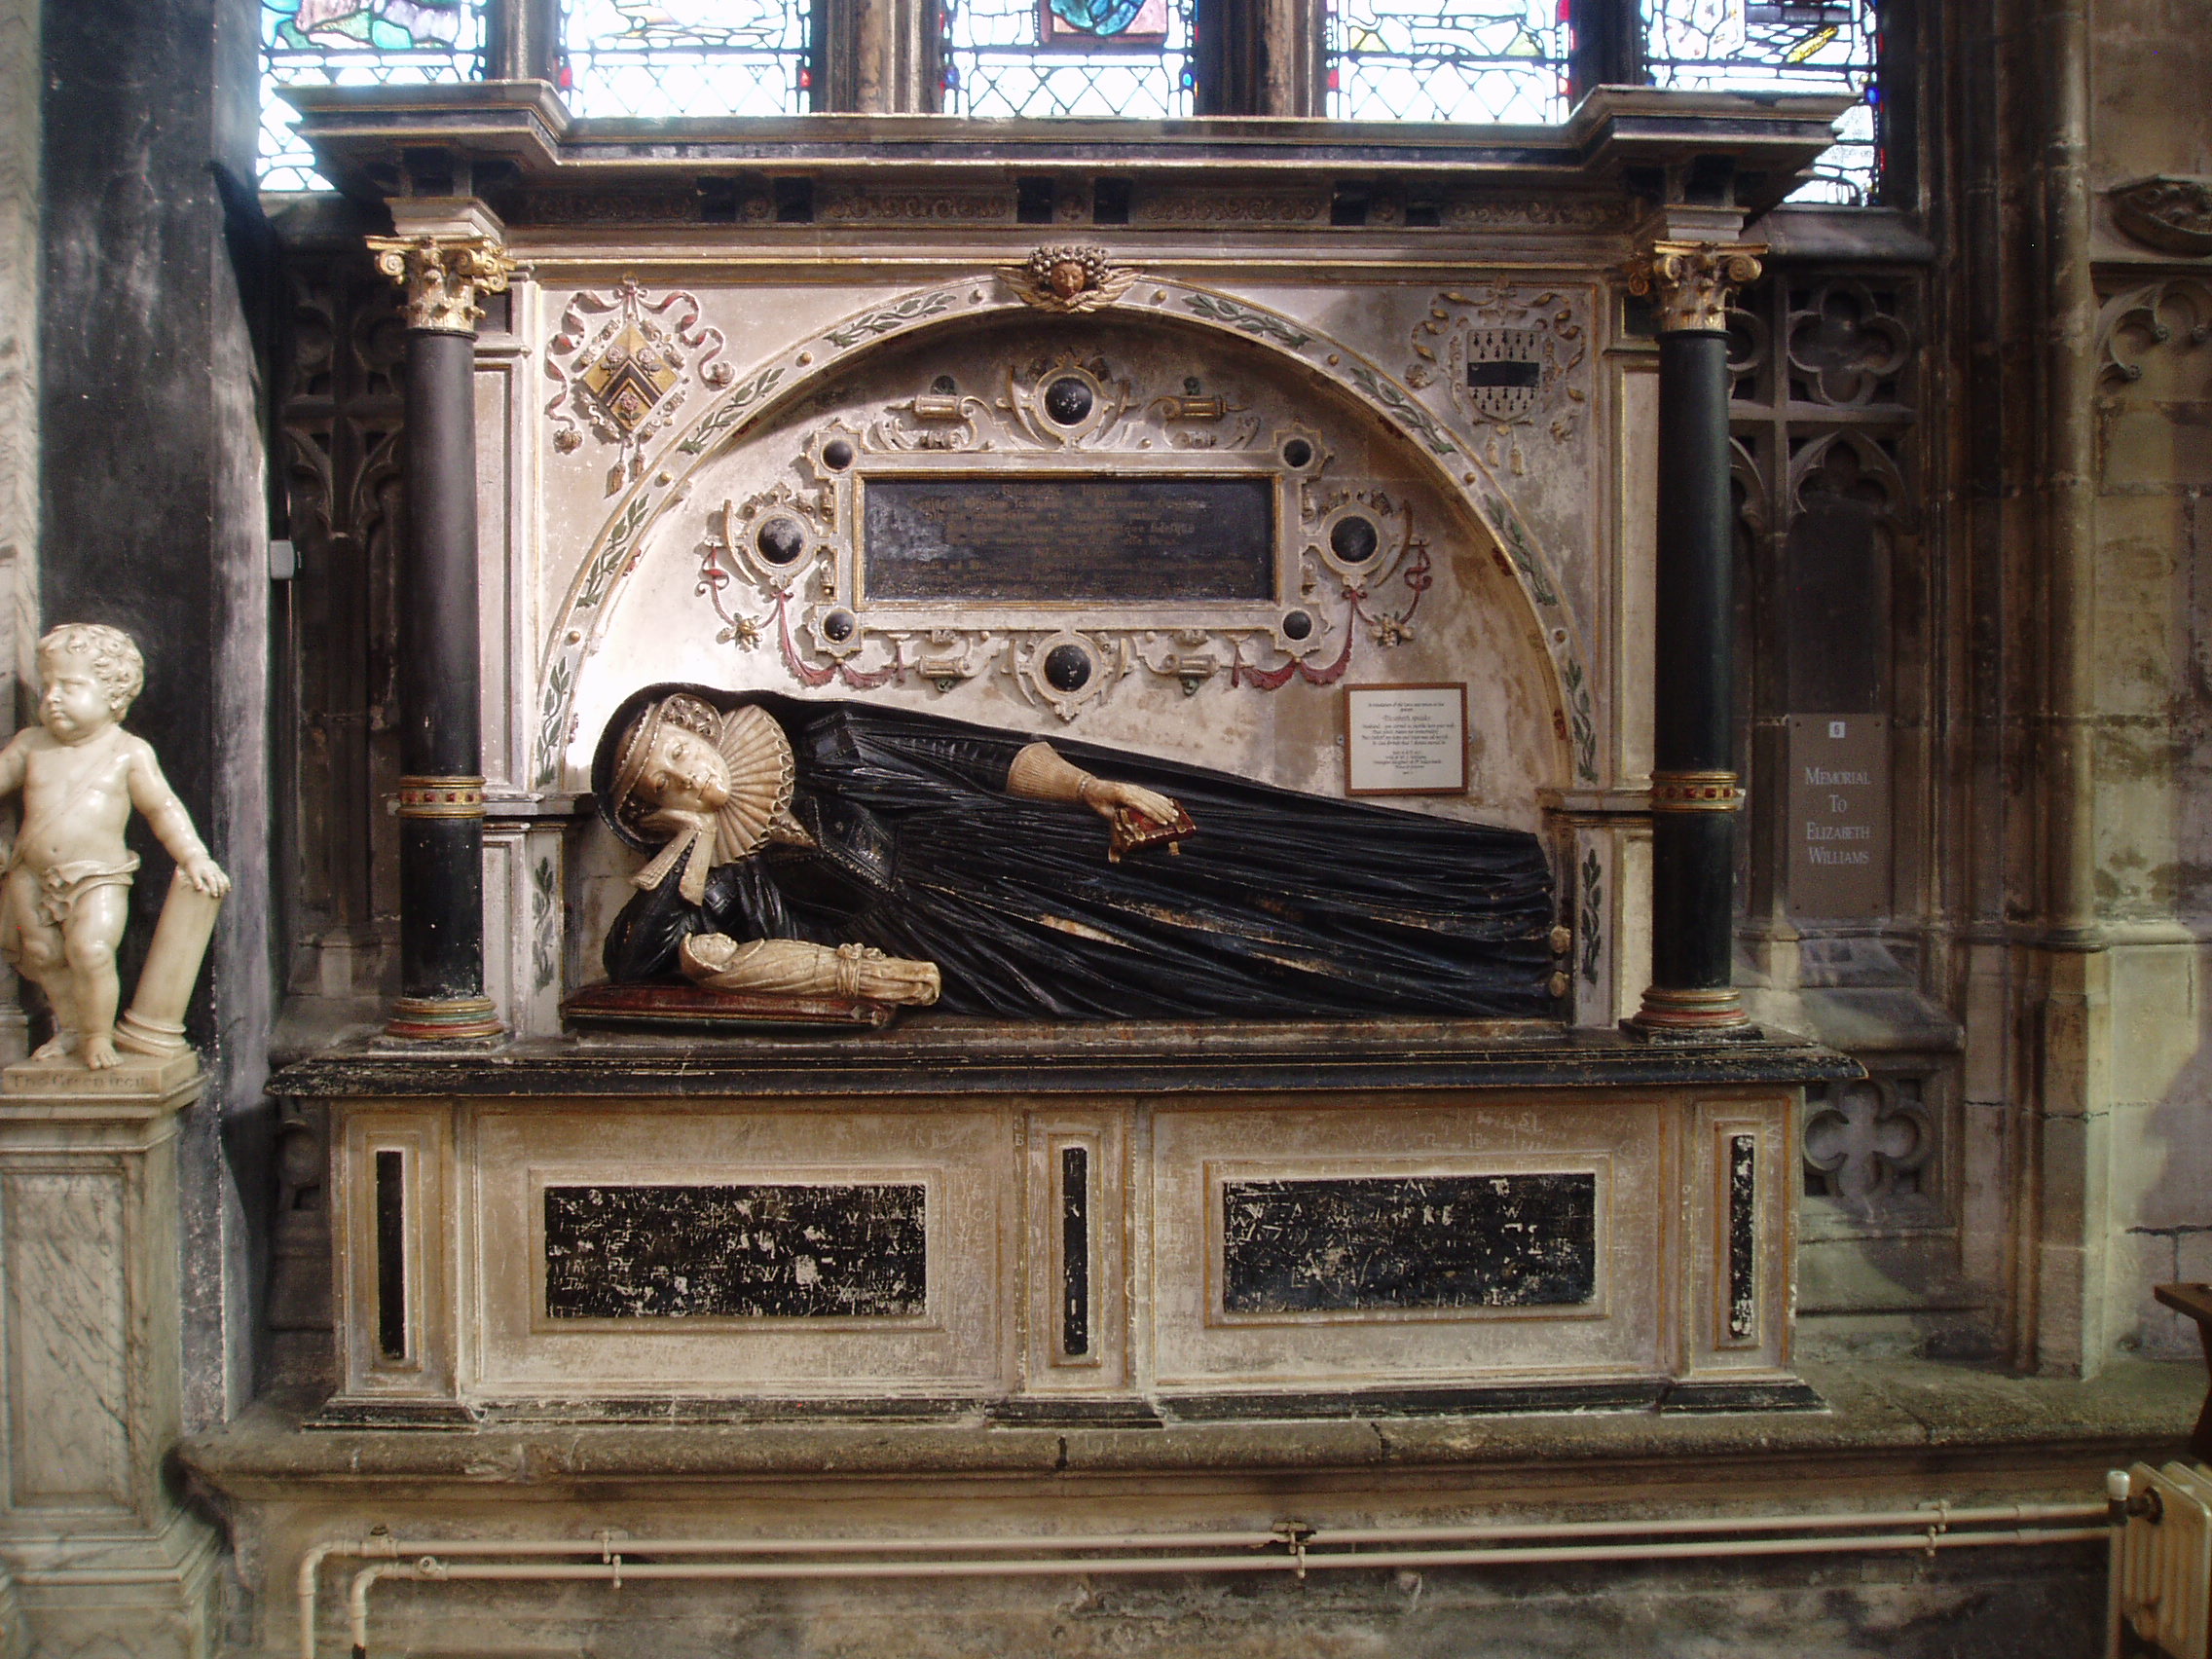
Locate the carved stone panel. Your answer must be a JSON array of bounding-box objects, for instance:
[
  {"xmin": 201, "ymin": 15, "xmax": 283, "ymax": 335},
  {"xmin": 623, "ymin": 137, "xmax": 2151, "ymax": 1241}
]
[
  {"xmin": 1803, "ymin": 1077, "xmax": 1934, "ymax": 1209},
  {"xmin": 2110, "ymin": 176, "xmax": 2212, "ymax": 256}
]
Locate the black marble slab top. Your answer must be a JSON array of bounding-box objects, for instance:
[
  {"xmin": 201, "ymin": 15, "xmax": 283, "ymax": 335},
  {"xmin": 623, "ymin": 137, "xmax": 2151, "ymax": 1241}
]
[{"xmin": 270, "ymin": 1017, "xmax": 1861, "ymax": 1099}]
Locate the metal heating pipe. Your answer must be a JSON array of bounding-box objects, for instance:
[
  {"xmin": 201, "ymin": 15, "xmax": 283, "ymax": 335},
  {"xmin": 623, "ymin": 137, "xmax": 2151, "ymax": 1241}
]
[{"xmin": 297, "ymin": 1501, "xmax": 2111, "ymax": 1659}]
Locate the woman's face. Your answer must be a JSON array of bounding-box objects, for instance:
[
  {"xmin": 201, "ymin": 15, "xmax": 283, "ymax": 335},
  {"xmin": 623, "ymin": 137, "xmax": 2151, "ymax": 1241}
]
[{"xmin": 640, "ymin": 724, "xmax": 730, "ymax": 812}]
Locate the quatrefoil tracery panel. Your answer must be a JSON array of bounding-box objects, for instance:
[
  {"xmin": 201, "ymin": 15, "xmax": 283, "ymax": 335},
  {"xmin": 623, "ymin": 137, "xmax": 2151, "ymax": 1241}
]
[{"xmin": 1804, "ymin": 1077, "xmax": 1935, "ymax": 1207}]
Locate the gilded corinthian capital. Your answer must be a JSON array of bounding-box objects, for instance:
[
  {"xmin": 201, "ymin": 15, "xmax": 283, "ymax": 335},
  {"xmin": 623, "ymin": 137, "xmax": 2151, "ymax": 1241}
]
[
  {"xmin": 1624, "ymin": 241, "xmax": 1767, "ymax": 334},
  {"xmin": 365, "ymin": 231, "xmax": 517, "ymax": 335}
]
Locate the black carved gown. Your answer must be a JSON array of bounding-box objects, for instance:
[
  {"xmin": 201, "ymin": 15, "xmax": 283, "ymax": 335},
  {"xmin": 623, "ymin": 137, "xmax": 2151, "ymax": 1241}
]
[{"xmin": 596, "ymin": 689, "xmax": 1557, "ymax": 1019}]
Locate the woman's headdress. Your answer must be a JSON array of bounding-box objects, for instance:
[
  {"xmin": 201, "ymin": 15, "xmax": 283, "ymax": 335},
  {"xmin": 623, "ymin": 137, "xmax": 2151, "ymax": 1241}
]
[
  {"xmin": 608, "ymin": 695, "xmax": 795, "ymax": 902},
  {"xmin": 608, "ymin": 693, "xmax": 720, "ymax": 838}
]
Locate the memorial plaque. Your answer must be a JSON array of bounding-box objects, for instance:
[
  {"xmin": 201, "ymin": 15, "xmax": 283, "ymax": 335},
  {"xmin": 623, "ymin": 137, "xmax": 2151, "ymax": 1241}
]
[
  {"xmin": 860, "ymin": 476, "xmax": 1274, "ymax": 603},
  {"xmin": 542, "ymin": 1182, "xmax": 926, "ymax": 1319},
  {"xmin": 1786, "ymin": 714, "xmax": 1891, "ymax": 919},
  {"xmin": 1220, "ymin": 1172, "xmax": 1597, "ymax": 1314},
  {"xmin": 1344, "ymin": 682, "xmax": 1468, "ymax": 795}
]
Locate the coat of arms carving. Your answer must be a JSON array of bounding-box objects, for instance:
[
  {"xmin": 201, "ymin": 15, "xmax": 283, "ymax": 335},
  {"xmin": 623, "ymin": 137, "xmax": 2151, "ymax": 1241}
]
[
  {"xmin": 545, "ymin": 277, "xmax": 733, "ymax": 495},
  {"xmin": 1406, "ymin": 283, "xmax": 1587, "ymax": 473}
]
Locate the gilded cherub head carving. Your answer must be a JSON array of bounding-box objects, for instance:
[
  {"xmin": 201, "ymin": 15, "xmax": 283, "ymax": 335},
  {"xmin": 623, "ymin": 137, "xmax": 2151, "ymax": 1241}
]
[{"xmin": 1001, "ymin": 243, "xmax": 1137, "ymax": 314}]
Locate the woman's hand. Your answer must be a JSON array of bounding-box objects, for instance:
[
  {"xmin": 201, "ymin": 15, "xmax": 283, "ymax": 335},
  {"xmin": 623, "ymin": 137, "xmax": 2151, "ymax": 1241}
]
[{"xmin": 1081, "ymin": 777, "xmax": 1182, "ymax": 828}]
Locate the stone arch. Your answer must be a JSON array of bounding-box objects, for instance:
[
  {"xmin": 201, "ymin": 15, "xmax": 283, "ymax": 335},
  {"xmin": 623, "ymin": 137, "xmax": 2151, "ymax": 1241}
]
[{"xmin": 533, "ymin": 276, "xmax": 1592, "ymax": 792}]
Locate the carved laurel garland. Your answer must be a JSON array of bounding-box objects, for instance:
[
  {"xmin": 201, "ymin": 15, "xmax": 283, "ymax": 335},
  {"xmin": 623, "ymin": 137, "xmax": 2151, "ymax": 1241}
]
[{"xmin": 532, "ymin": 273, "xmax": 1592, "ymax": 789}]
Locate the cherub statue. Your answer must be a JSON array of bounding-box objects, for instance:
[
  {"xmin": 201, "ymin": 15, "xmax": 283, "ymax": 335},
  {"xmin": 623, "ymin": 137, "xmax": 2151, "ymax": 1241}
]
[{"xmin": 0, "ymin": 625, "xmax": 230, "ymax": 1068}]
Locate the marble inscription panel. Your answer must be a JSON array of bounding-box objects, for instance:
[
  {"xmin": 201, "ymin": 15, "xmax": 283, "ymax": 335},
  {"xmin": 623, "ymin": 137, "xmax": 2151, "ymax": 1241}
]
[
  {"xmin": 542, "ymin": 1183, "xmax": 927, "ymax": 1319},
  {"xmin": 1220, "ymin": 1172, "xmax": 1597, "ymax": 1314},
  {"xmin": 860, "ymin": 476, "xmax": 1274, "ymax": 603}
]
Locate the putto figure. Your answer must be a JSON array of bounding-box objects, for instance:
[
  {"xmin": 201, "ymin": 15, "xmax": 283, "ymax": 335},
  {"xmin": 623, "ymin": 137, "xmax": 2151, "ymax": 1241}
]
[
  {"xmin": 999, "ymin": 243, "xmax": 1138, "ymax": 314},
  {"xmin": 594, "ymin": 687, "xmax": 1556, "ymax": 1020},
  {"xmin": 0, "ymin": 625, "xmax": 229, "ymax": 1068}
]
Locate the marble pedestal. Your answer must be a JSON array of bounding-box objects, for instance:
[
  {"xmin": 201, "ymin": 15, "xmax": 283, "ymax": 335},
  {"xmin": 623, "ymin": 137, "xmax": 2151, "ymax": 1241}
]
[{"xmin": 0, "ymin": 1053, "xmax": 219, "ymax": 1658}]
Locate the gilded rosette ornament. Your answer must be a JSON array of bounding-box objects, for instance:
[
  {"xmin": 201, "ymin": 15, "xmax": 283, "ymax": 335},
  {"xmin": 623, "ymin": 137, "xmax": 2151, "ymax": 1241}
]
[
  {"xmin": 365, "ymin": 234, "xmax": 518, "ymax": 334},
  {"xmin": 1625, "ymin": 241, "xmax": 1767, "ymax": 334}
]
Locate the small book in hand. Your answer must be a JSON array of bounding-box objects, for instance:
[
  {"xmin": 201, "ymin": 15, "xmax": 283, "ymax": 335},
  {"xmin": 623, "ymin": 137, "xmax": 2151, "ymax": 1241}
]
[{"xmin": 1108, "ymin": 803, "xmax": 1198, "ymax": 864}]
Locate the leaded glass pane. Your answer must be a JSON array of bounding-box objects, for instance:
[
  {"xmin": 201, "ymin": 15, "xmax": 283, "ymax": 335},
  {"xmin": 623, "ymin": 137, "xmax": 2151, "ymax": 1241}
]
[
  {"xmin": 1326, "ymin": 0, "xmax": 1567, "ymax": 125},
  {"xmin": 560, "ymin": 0, "xmax": 813, "ymax": 120},
  {"xmin": 1644, "ymin": 0, "xmax": 1881, "ymax": 203},
  {"xmin": 943, "ymin": 0, "xmax": 1195, "ymax": 120},
  {"xmin": 261, "ymin": 0, "xmax": 481, "ymax": 191}
]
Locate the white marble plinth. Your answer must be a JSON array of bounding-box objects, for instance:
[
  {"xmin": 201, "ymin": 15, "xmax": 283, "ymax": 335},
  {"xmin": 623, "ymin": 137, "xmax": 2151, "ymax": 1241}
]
[{"xmin": 0, "ymin": 1051, "xmax": 218, "ymax": 1657}]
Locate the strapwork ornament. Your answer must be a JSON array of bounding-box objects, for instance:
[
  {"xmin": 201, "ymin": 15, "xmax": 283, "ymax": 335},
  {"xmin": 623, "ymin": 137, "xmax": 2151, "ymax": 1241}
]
[
  {"xmin": 999, "ymin": 244, "xmax": 1139, "ymax": 313},
  {"xmin": 365, "ymin": 234, "xmax": 518, "ymax": 334},
  {"xmin": 545, "ymin": 277, "xmax": 732, "ymax": 495},
  {"xmin": 1624, "ymin": 242, "xmax": 1767, "ymax": 335}
]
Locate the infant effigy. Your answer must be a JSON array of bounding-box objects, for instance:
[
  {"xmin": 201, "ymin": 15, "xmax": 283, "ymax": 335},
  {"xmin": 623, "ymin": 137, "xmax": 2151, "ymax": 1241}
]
[
  {"xmin": 0, "ymin": 625, "xmax": 228, "ymax": 1072},
  {"xmin": 584, "ymin": 685, "xmax": 1557, "ymax": 1024}
]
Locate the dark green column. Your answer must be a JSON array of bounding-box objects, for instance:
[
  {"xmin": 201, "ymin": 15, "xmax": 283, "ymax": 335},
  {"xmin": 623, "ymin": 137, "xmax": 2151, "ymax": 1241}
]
[
  {"xmin": 371, "ymin": 223, "xmax": 511, "ymax": 1042},
  {"xmin": 1630, "ymin": 243, "xmax": 1762, "ymax": 1036}
]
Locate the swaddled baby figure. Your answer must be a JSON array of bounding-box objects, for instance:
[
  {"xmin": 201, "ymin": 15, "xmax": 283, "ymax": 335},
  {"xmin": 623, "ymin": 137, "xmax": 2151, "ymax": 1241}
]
[{"xmin": 0, "ymin": 625, "xmax": 229, "ymax": 1067}]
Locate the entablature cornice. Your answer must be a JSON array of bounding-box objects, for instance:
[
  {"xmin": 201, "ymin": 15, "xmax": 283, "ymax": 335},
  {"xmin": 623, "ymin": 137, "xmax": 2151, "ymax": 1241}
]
[{"xmin": 278, "ymin": 81, "xmax": 1855, "ymax": 230}]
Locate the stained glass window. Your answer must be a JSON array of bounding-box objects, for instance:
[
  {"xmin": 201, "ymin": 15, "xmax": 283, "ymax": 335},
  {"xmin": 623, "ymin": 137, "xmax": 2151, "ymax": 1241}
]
[
  {"xmin": 1644, "ymin": 0, "xmax": 1881, "ymax": 203},
  {"xmin": 260, "ymin": 0, "xmax": 482, "ymax": 191},
  {"xmin": 559, "ymin": 0, "xmax": 813, "ymax": 120},
  {"xmin": 1325, "ymin": 0, "xmax": 1568, "ymax": 126},
  {"xmin": 943, "ymin": 0, "xmax": 1196, "ymax": 120}
]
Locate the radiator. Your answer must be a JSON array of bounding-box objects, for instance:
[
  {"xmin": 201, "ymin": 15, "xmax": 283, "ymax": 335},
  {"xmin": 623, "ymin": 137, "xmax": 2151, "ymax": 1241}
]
[{"xmin": 2115, "ymin": 1462, "xmax": 2212, "ymax": 1659}]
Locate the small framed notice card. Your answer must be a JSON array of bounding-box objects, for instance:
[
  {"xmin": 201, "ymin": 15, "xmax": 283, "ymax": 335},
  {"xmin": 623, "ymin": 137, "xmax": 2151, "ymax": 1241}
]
[{"xmin": 1345, "ymin": 682, "xmax": 1468, "ymax": 796}]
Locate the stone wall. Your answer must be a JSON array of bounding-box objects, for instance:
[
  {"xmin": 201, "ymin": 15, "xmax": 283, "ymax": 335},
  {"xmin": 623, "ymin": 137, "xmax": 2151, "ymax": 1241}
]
[{"xmin": 2083, "ymin": 0, "xmax": 2212, "ymax": 1367}]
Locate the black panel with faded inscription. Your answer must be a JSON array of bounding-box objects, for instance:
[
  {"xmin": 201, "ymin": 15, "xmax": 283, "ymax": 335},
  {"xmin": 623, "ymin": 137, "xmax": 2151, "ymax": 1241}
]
[
  {"xmin": 543, "ymin": 1183, "xmax": 926, "ymax": 1319},
  {"xmin": 861, "ymin": 476, "xmax": 1274, "ymax": 603},
  {"xmin": 1221, "ymin": 1173, "xmax": 1597, "ymax": 1313},
  {"xmin": 1726, "ymin": 1134, "xmax": 1757, "ymax": 1341}
]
